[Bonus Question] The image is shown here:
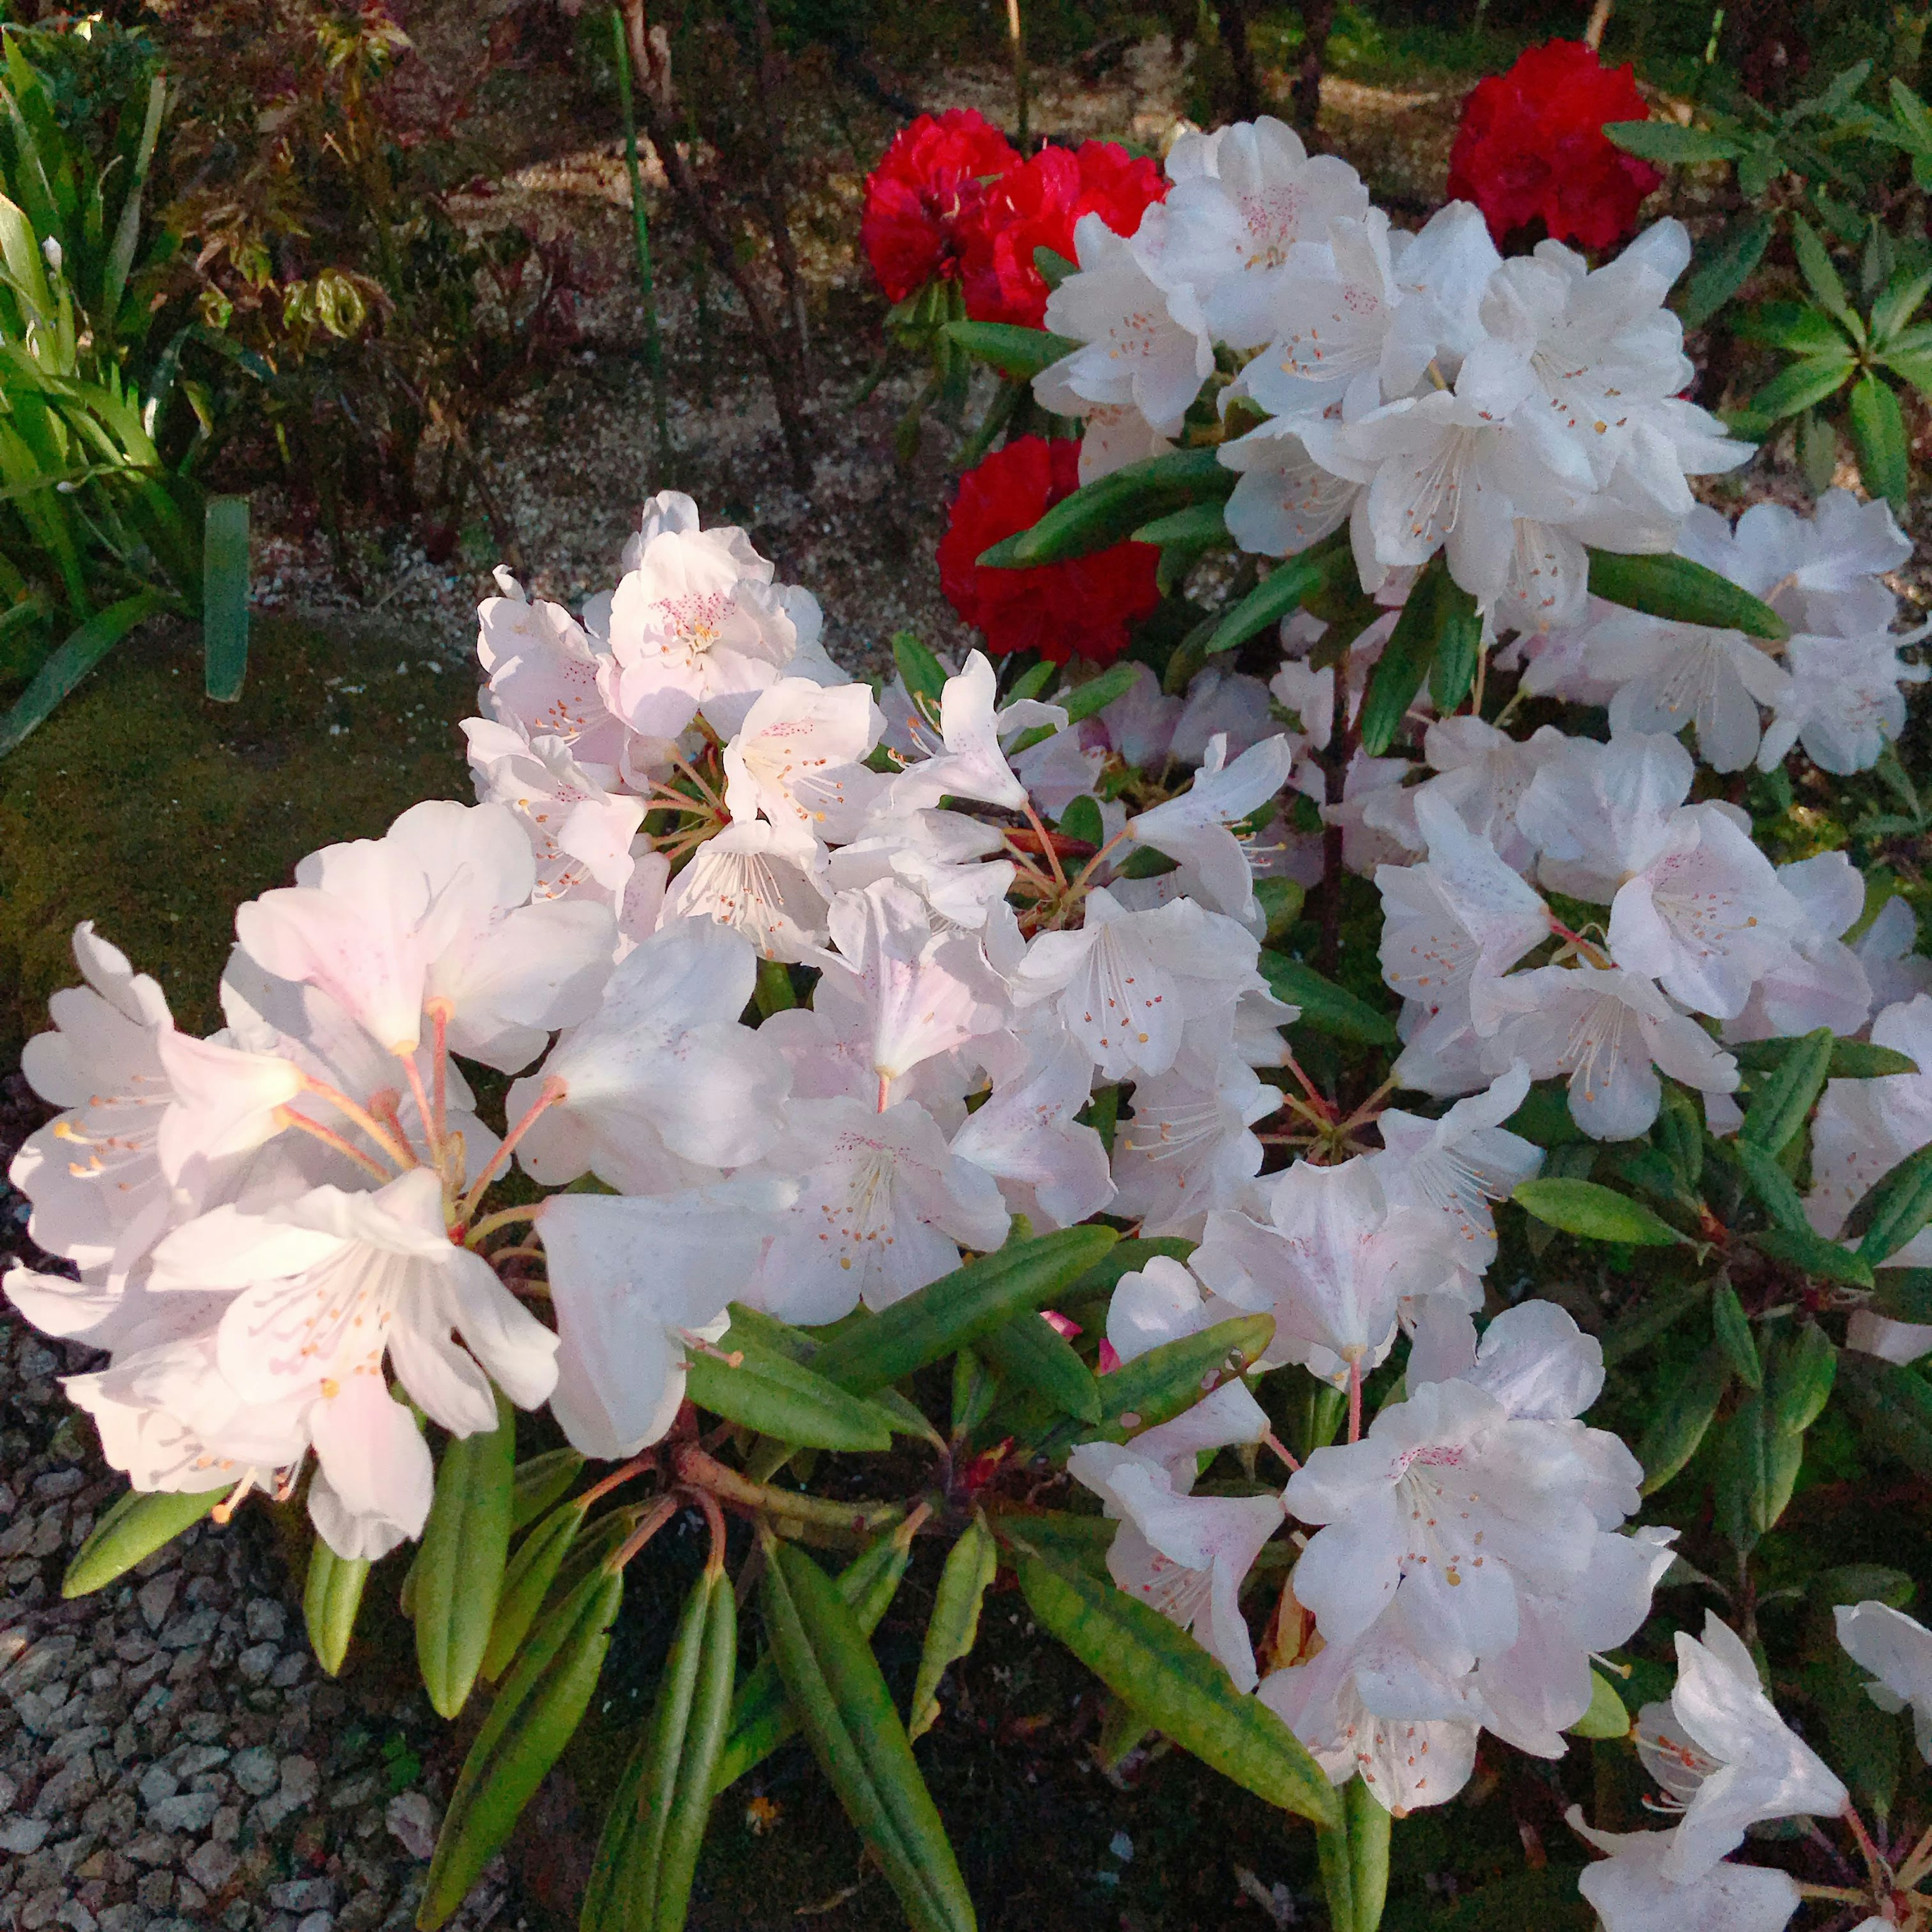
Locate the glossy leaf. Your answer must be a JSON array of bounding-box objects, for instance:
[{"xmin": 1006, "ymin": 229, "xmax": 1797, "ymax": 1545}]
[
  {"xmin": 1058, "ymin": 1312, "xmax": 1275, "ymax": 1455},
  {"xmin": 1871, "ymin": 1267, "xmax": 1932, "ymax": 1322},
  {"xmin": 0, "ymin": 587, "xmax": 167, "ymax": 759},
  {"xmin": 1730, "ymin": 1036, "xmax": 1918, "ymax": 1078},
  {"xmin": 686, "ymin": 1326, "xmax": 896, "ymax": 1452},
  {"xmin": 1769, "ymin": 1322, "xmax": 1837, "ymax": 1436},
  {"xmin": 1638, "ymin": 1346, "xmax": 1733, "ymax": 1495},
  {"xmin": 910, "ymin": 1514, "xmax": 999, "ymax": 1740},
  {"xmin": 1014, "ymin": 1546, "xmax": 1340, "ymax": 1826},
  {"xmin": 893, "ymin": 631, "xmax": 947, "ymax": 712},
  {"xmin": 1749, "ymin": 351, "xmax": 1858, "ymax": 422},
  {"xmin": 1734, "ymin": 1140, "xmax": 1810, "ymax": 1231},
  {"xmin": 977, "ymin": 448, "xmax": 1233, "ymax": 568},
  {"xmin": 1204, "ymin": 543, "xmax": 1342, "ymax": 656},
  {"xmin": 1846, "ymin": 1142, "xmax": 1932, "ymax": 1262},
  {"xmin": 304, "ymin": 1539, "xmax": 370, "ymax": 1679},
  {"xmin": 1257, "ymin": 952, "xmax": 1398, "ymax": 1046},
  {"xmin": 1584, "ymin": 549, "xmax": 1789, "ymax": 639},
  {"xmin": 1740, "ymin": 1026, "xmax": 1833, "ymax": 1156},
  {"xmin": 1359, "ymin": 550, "xmax": 1452, "ymax": 756},
  {"xmin": 1848, "ymin": 373, "xmax": 1910, "ymax": 508},
  {"xmin": 62, "ymin": 1486, "xmax": 220, "ymax": 1599},
  {"xmin": 1790, "ymin": 215, "xmax": 1860, "ymax": 339},
  {"xmin": 1512, "ymin": 1178, "xmax": 1682, "ymax": 1247},
  {"xmin": 1133, "ymin": 501, "xmax": 1228, "ymax": 549},
  {"xmin": 978, "ymin": 1311, "xmax": 1101, "ymax": 1423},
  {"xmin": 511, "ymin": 1448, "xmax": 585, "ymax": 1533},
  {"xmin": 761, "ymin": 1538, "xmax": 977, "ymax": 1932},
  {"xmin": 415, "ymin": 1398, "xmax": 517, "ymax": 1720},
  {"xmin": 482, "ymin": 1498, "xmax": 585, "ymax": 1682},
  {"xmin": 1752, "ymin": 1224, "xmax": 1873, "ymax": 1287},
  {"xmin": 1711, "ymin": 1279, "xmax": 1762, "ymax": 1390},
  {"xmin": 945, "ymin": 319, "xmax": 1080, "ymax": 378}
]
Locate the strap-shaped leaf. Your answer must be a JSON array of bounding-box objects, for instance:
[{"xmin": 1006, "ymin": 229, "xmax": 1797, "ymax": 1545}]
[
  {"xmin": 1730, "ymin": 1035, "xmax": 1918, "ymax": 1078},
  {"xmin": 304, "ymin": 1539, "xmax": 369, "ymax": 1679},
  {"xmin": 1769, "ymin": 1321, "xmax": 1836, "ymax": 1435},
  {"xmin": 1740, "ymin": 1026, "xmax": 1833, "ymax": 1155},
  {"xmin": 1790, "ymin": 214, "xmax": 1861, "ymax": 340},
  {"xmin": 1062, "ymin": 1236, "xmax": 1197, "ymax": 1304},
  {"xmin": 1710, "ymin": 1279, "xmax": 1762, "ymax": 1389},
  {"xmin": 0, "ymin": 587, "xmax": 167, "ymax": 759},
  {"xmin": 1681, "ymin": 212, "xmax": 1774, "ymax": 330},
  {"xmin": 1080, "ymin": 1312, "xmax": 1275, "ymax": 1447},
  {"xmin": 1870, "ymin": 266, "xmax": 1932, "ymax": 349},
  {"xmin": 1133, "ymin": 501, "xmax": 1229, "ymax": 549},
  {"xmin": 1512, "ymin": 1178, "xmax": 1683, "ymax": 1247},
  {"xmin": 1204, "ymin": 542, "xmax": 1343, "ymax": 656},
  {"xmin": 1013, "ymin": 1546, "xmax": 1340, "ymax": 1827},
  {"xmin": 1845, "ymin": 1141, "xmax": 1932, "ymax": 1262},
  {"xmin": 711, "ymin": 1523, "xmax": 912, "ymax": 1795},
  {"xmin": 1056, "ymin": 659, "xmax": 1141, "ymax": 725},
  {"xmin": 1841, "ymin": 1352, "xmax": 1932, "ymax": 1482},
  {"xmin": 1748, "ymin": 351, "xmax": 1858, "ymax": 423},
  {"xmin": 978, "ymin": 1311, "xmax": 1100, "ymax": 1423},
  {"xmin": 1359, "ymin": 549, "xmax": 1454, "ymax": 756},
  {"xmin": 810, "ymin": 1226, "xmax": 1117, "ymax": 1395},
  {"xmin": 1714, "ymin": 1388, "xmax": 1804, "ymax": 1551},
  {"xmin": 1752, "ymin": 1224, "xmax": 1873, "ymax": 1287},
  {"xmin": 910, "ymin": 1514, "xmax": 999, "ymax": 1740},
  {"xmin": 1734, "ymin": 1140, "xmax": 1810, "ymax": 1231},
  {"xmin": 415, "ymin": 1396, "xmax": 516, "ymax": 1720},
  {"xmin": 1638, "ymin": 1345, "xmax": 1733, "ymax": 1495},
  {"xmin": 1345, "ymin": 1776, "xmax": 1391, "ymax": 1932},
  {"xmin": 894, "ymin": 631, "xmax": 947, "ymax": 711},
  {"xmin": 977, "ymin": 448, "xmax": 1234, "ymax": 568},
  {"xmin": 1257, "ymin": 952, "xmax": 1398, "ymax": 1046},
  {"xmin": 63, "ymin": 1487, "xmax": 219, "ymax": 1598},
  {"xmin": 1602, "ymin": 119, "xmax": 1744, "ymax": 164},
  {"xmin": 945, "ymin": 319, "xmax": 1081, "ymax": 377},
  {"xmin": 482, "ymin": 1498, "xmax": 585, "ymax": 1682},
  {"xmin": 420, "ymin": 1562, "xmax": 623, "ymax": 1930},
  {"xmin": 1848, "ymin": 372, "xmax": 1909, "ymax": 508},
  {"xmin": 1871, "ymin": 1267, "xmax": 1932, "ymax": 1322},
  {"xmin": 510, "ymin": 1447, "xmax": 584, "ymax": 1532},
  {"xmin": 761, "ymin": 1538, "xmax": 977, "ymax": 1932},
  {"xmin": 201, "ymin": 493, "xmax": 249, "ymax": 701},
  {"xmin": 1584, "ymin": 549, "xmax": 1789, "ymax": 639},
  {"xmin": 1600, "ymin": 1278, "xmax": 1710, "ymax": 1366},
  {"xmin": 686, "ymin": 1326, "xmax": 896, "ymax": 1452},
  {"xmin": 1427, "ymin": 585, "xmax": 1482, "ymax": 714}
]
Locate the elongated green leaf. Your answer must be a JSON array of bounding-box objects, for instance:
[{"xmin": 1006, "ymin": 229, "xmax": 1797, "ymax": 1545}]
[
  {"xmin": 1512, "ymin": 1178, "xmax": 1683, "ymax": 1247},
  {"xmin": 1841, "ymin": 1353, "xmax": 1932, "ymax": 1481},
  {"xmin": 416, "ymin": 1398, "xmax": 516, "ymax": 1720},
  {"xmin": 761, "ymin": 1538, "xmax": 976, "ymax": 1932},
  {"xmin": 1737, "ymin": 298, "xmax": 1850, "ymax": 354},
  {"xmin": 910, "ymin": 1515, "xmax": 999, "ymax": 1740},
  {"xmin": 719, "ymin": 1304, "xmax": 941, "ymax": 1445},
  {"xmin": 1585, "ymin": 549, "xmax": 1789, "ymax": 639},
  {"xmin": 978, "ymin": 448, "xmax": 1234, "ymax": 568},
  {"xmin": 1570, "ymin": 1670, "xmax": 1632, "ymax": 1739},
  {"xmin": 1603, "ymin": 119, "xmax": 1743, "ymax": 164},
  {"xmin": 1711, "ymin": 1279, "xmax": 1762, "ymax": 1389},
  {"xmin": 686, "ymin": 1328, "xmax": 895, "ymax": 1452},
  {"xmin": 1734, "ymin": 1139, "xmax": 1810, "ymax": 1231},
  {"xmin": 1870, "ymin": 266, "xmax": 1932, "ymax": 349},
  {"xmin": 1750, "ymin": 351, "xmax": 1858, "ymax": 423},
  {"xmin": 1741, "ymin": 1027, "xmax": 1833, "ymax": 1155},
  {"xmin": 0, "ymin": 587, "xmax": 166, "ymax": 759},
  {"xmin": 511, "ymin": 1448, "xmax": 585, "ymax": 1532},
  {"xmin": 1134, "ymin": 501, "xmax": 1229, "ymax": 549},
  {"xmin": 712, "ymin": 1524, "xmax": 911, "ymax": 1795},
  {"xmin": 1730, "ymin": 1036, "xmax": 1919, "ymax": 1078},
  {"xmin": 1769, "ymin": 1321, "xmax": 1836, "ymax": 1435},
  {"xmin": 1847, "ymin": 1142, "xmax": 1932, "ymax": 1262},
  {"xmin": 810, "ymin": 1226, "xmax": 1117, "ymax": 1396},
  {"xmin": 1848, "ymin": 373, "xmax": 1910, "ymax": 508},
  {"xmin": 420, "ymin": 1563, "xmax": 623, "ymax": 1930},
  {"xmin": 482, "ymin": 1499, "xmax": 585, "ymax": 1682},
  {"xmin": 1600, "ymin": 1278, "xmax": 1710, "ymax": 1366},
  {"xmin": 1752, "ymin": 1224, "xmax": 1872, "ymax": 1286},
  {"xmin": 1428, "ymin": 587, "xmax": 1482, "ymax": 714},
  {"xmin": 894, "ymin": 631, "xmax": 946, "ymax": 711},
  {"xmin": 201, "ymin": 493, "xmax": 248, "ymax": 700},
  {"xmin": 63, "ymin": 1486, "xmax": 220, "ymax": 1598},
  {"xmin": 1063, "ymin": 1236, "xmax": 1197, "ymax": 1303},
  {"xmin": 1359, "ymin": 550, "xmax": 1451, "ymax": 756},
  {"xmin": 1639, "ymin": 1346, "xmax": 1734, "ymax": 1494},
  {"xmin": 978, "ymin": 1311, "xmax": 1100, "ymax": 1424},
  {"xmin": 1681, "ymin": 213, "xmax": 1774, "ymax": 330},
  {"xmin": 1346, "ymin": 1775, "xmax": 1391, "ymax": 1932},
  {"xmin": 945, "ymin": 319, "xmax": 1081, "ymax": 378},
  {"xmin": 1056, "ymin": 660, "xmax": 1141, "ymax": 725},
  {"xmin": 1014, "ymin": 1547, "xmax": 1339, "ymax": 1826},
  {"xmin": 1790, "ymin": 215, "xmax": 1860, "ymax": 339},
  {"xmin": 1075, "ymin": 1313, "xmax": 1276, "ymax": 1451},
  {"xmin": 1871, "ymin": 1267, "xmax": 1932, "ymax": 1322},
  {"xmin": 304, "ymin": 1540, "xmax": 370, "ymax": 1679},
  {"xmin": 1715, "ymin": 1388, "xmax": 1804, "ymax": 1550},
  {"xmin": 1205, "ymin": 543, "xmax": 1342, "ymax": 656},
  {"xmin": 1257, "ymin": 952, "xmax": 1398, "ymax": 1046}
]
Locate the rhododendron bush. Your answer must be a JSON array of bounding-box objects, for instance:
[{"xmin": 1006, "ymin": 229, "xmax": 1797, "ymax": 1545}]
[{"xmin": 11, "ymin": 108, "xmax": 1932, "ymax": 1932}]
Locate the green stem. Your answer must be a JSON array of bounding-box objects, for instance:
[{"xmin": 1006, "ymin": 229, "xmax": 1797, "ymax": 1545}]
[
  {"xmin": 610, "ymin": 7, "xmax": 672, "ymax": 475},
  {"xmin": 1346, "ymin": 1778, "xmax": 1391, "ymax": 1932},
  {"xmin": 1317, "ymin": 1810, "xmax": 1355, "ymax": 1932}
]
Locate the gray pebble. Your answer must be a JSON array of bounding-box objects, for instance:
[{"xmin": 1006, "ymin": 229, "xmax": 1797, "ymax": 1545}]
[
  {"xmin": 245, "ymin": 1600, "xmax": 287, "ymax": 1645},
  {"xmin": 267, "ymin": 1879, "xmax": 336, "ymax": 1911},
  {"xmin": 184, "ymin": 1838, "xmax": 238, "ymax": 1892},
  {"xmin": 231, "ymin": 1746, "xmax": 278, "ymax": 1797},
  {"xmin": 149, "ymin": 1790, "xmax": 219, "ymax": 1833},
  {"xmin": 235, "ymin": 1643, "xmax": 279, "ymax": 1686},
  {"xmin": 0, "ymin": 1815, "xmax": 49, "ymax": 1853}
]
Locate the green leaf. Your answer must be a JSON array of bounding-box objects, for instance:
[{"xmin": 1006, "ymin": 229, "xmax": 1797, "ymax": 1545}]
[
  {"xmin": 1204, "ymin": 542, "xmax": 1343, "ymax": 656},
  {"xmin": 1059, "ymin": 793, "xmax": 1104, "ymax": 848},
  {"xmin": 1061, "ymin": 1237, "xmax": 1197, "ymax": 1304},
  {"xmin": 711, "ymin": 1524, "xmax": 912, "ymax": 1796},
  {"xmin": 977, "ymin": 448, "xmax": 1234, "ymax": 568},
  {"xmin": 1752, "ymin": 1224, "xmax": 1874, "ymax": 1286},
  {"xmin": 1428, "ymin": 586, "xmax": 1482, "ymax": 714},
  {"xmin": 1715, "ymin": 1387, "xmax": 1804, "ymax": 1550},
  {"xmin": 1257, "ymin": 952, "xmax": 1398, "ymax": 1046},
  {"xmin": 1769, "ymin": 1321, "xmax": 1836, "ymax": 1435},
  {"xmin": 1358, "ymin": 550, "xmax": 1452, "ymax": 756},
  {"xmin": 1681, "ymin": 213, "xmax": 1774, "ymax": 330},
  {"xmin": 415, "ymin": 1396, "xmax": 516, "ymax": 1720},
  {"xmin": 810, "ymin": 1226, "xmax": 1117, "ymax": 1396},
  {"xmin": 1584, "ymin": 549, "xmax": 1788, "ymax": 640},
  {"xmin": 1730, "ymin": 1036, "xmax": 1919, "ymax": 1078},
  {"xmin": 1132, "ymin": 501, "xmax": 1229, "ymax": 549},
  {"xmin": 1869, "ymin": 266, "xmax": 1932, "ymax": 348},
  {"xmin": 1056, "ymin": 660, "xmax": 1141, "ymax": 725},
  {"xmin": 419, "ymin": 1562, "xmax": 623, "ymax": 1930},
  {"xmin": 0, "ymin": 587, "xmax": 167, "ymax": 759},
  {"xmin": 1638, "ymin": 1346, "xmax": 1733, "ymax": 1494},
  {"xmin": 1602, "ymin": 119, "xmax": 1744, "ymax": 164},
  {"xmin": 510, "ymin": 1448, "xmax": 584, "ymax": 1533},
  {"xmin": 1871, "ymin": 1268, "xmax": 1932, "ymax": 1321},
  {"xmin": 1711, "ymin": 1278, "xmax": 1762, "ymax": 1389},
  {"xmin": 1891, "ymin": 75, "xmax": 1932, "ymax": 152},
  {"xmin": 910, "ymin": 1514, "xmax": 1000, "ymax": 1740},
  {"xmin": 686, "ymin": 1326, "xmax": 896, "ymax": 1452},
  {"xmin": 1033, "ymin": 246, "xmax": 1075, "ymax": 290},
  {"xmin": 201, "ymin": 493, "xmax": 249, "ymax": 701},
  {"xmin": 1733, "ymin": 1140, "xmax": 1810, "ymax": 1231},
  {"xmin": 1741, "ymin": 1026, "xmax": 1834, "ymax": 1156},
  {"xmin": 304, "ymin": 1539, "xmax": 369, "ymax": 1679},
  {"xmin": 1014, "ymin": 1546, "xmax": 1339, "ymax": 1827},
  {"xmin": 1848, "ymin": 373, "xmax": 1910, "ymax": 508},
  {"xmin": 1600, "ymin": 1278, "xmax": 1711, "ymax": 1366},
  {"xmin": 1842, "ymin": 1353, "xmax": 1932, "ymax": 1481},
  {"xmin": 1748, "ymin": 351, "xmax": 1859, "ymax": 423},
  {"xmin": 63, "ymin": 1487, "xmax": 220, "ymax": 1598},
  {"xmin": 978, "ymin": 1312, "xmax": 1101, "ymax": 1424},
  {"xmin": 1790, "ymin": 214, "xmax": 1862, "ymax": 340},
  {"xmin": 481, "ymin": 1499, "xmax": 584, "ymax": 1683},
  {"xmin": 1345, "ymin": 1777, "xmax": 1391, "ymax": 1932},
  {"xmin": 1049, "ymin": 1313, "xmax": 1275, "ymax": 1459},
  {"xmin": 893, "ymin": 631, "xmax": 947, "ymax": 712},
  {"xmin": 583, "ymin": 1566, "xmax": 736, "ymax": 1932},
  {"xmin": 1569, "ymin": 1669, "xmax": 1633, "ymax": 1739},
  {"xmin": 1512, "ymin": 1178, "xmax": 1683, "ymax": 1247},
  {"xmin": 761, "ymin": 1538, "xmax": 977, "ymax": 1932},
  {"xmin": 945, "ymin": 319, "xmax": 1080, "ymax": 378},
  {"xmin": 1847, "ymin": 1142, "xmax": 1932, "ymax": 1262},
  {"xmin": 1256, "ymin": 876, "xmax": 1305, "ymax": 942},
  {"xmin": 950, "ymin": 1343, "xmax": 1002, "ymax": 1441}
]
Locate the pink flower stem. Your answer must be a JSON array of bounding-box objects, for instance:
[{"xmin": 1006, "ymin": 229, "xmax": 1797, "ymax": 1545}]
[
  {"xmin": 696, "ymin": 1488, "xmax": 730, "ymax": 1578},
  {"xmin": 1843, "ymin": 1801, "xmax": 1892, "ymax": 1890},
  {"xmin": 1073, "ymin": 824, "xmax": 1134, "ymax": 892},
  {"xmin": 608, "ymin": 1494, "xmax": 682, "ymax": 1574},
  {"xmin": 457, "ymin": 1077, "xmax": 565, "ymax": 1225},
  {"xmin": 1284, "ymin": 1051, "xmax": 1334, "ymax": 1120},
  {"xmin": 276, "ymin": 1108, "xmax": 391, "ymax": 1183},
  {"xmin": 1021, "ymin": 797, "xmax": 1068, "ymax": 890},
  {"xmin": 876, "ymin": 1072, "xmax": 892, "ymax": 1115},
  {"xmin": 1262, "ymin": 1429, "xmax": 1302, "ymax": 1474},
  {"xmin": 428, "ymin": 998, "xmax": 451, "ymax": 1142},
  {"xmin": 1347, "ymin": 1359, "xmax": 1363, "ymax": 1445},
  {"xmin": 299, "ymin": 1073, "xmax": 417, "ymax": 1169},
  {"xmin": 398, "ymin": 1050, "xmax": 443, "ymax": 1168},
  {"xmin": 1895, "ymin": 1822, "xmax": 1932, "ymax": 1891},
  {"xmin": 577, "ymin": 1453, "xmax": 655, "ymax": 1511},
  {"xmin": 1339, "ymin": 1075, "xmax": 1399, "ymax": 1133}
]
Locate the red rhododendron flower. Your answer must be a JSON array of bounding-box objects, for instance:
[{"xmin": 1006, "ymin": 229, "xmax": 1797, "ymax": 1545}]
[
  {"xmin": 938, "ymin": 437, "xmax": 1160, "ymax": 665},
  {"xmin": 861, "ymin": 108, "xmax": 1021, "ymax": 303},
  {"xmin": 1446, "ymin": 39, "xmax": 1663, "ymax": 253},
  {"xmin": 961, "ymin": 140, "xmax": 1168, "ymax": 329}
]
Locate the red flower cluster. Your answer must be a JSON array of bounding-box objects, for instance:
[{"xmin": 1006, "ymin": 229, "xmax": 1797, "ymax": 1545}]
[
  {"xmin": 938, "ymin": 437, "xmax": 1160, "ymax": 665},
  {"xmin": 860, "ymin": 112, "xmax": 1165, "ymax": 325},
  {"xmin": 961, "ymin": 140, "xmax": 1166, "ymax": 329},
  {"xmin": 861, "ymin": 109, "xmax": 1020, "ymax": 303},
  {"xmin": 1446, "ymin": 39, "xmax": 1663, "ymax": 253}
]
